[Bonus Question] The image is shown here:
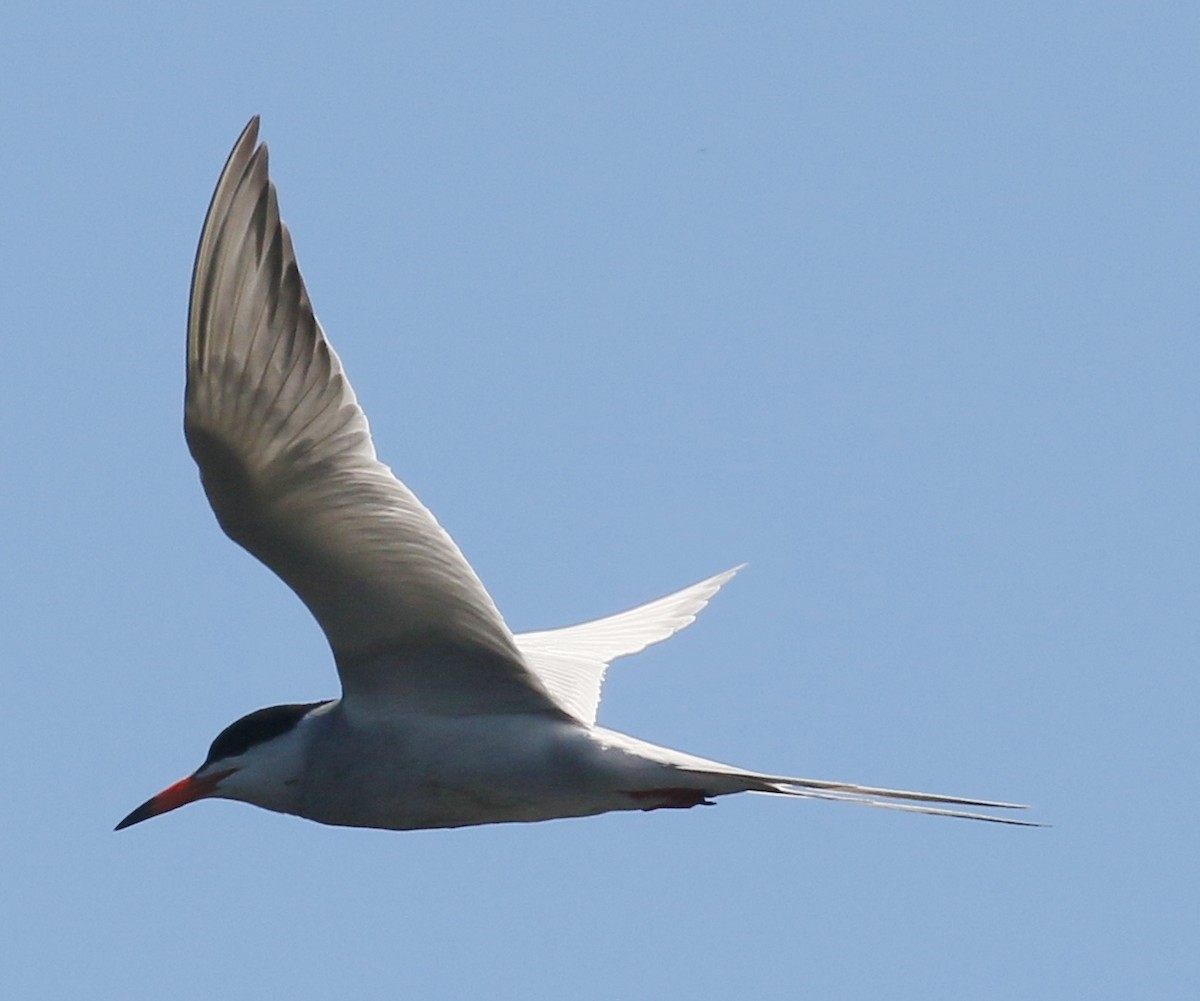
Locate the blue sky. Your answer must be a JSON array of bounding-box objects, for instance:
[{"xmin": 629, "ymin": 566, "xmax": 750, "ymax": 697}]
[{"xmin": 3, "ymin": 3, "xmax": 1196, "ymax": 998}]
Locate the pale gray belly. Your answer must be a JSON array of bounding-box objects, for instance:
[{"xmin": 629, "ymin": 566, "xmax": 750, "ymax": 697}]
[{"xmin": 294, "ymin": 712, "xmax": 661, "ymax": 831}]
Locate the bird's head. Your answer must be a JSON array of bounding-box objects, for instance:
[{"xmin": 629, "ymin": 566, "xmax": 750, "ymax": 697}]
[{"xmin": 115, "ymin": 700, "xmax": 331, "ymax": 830}]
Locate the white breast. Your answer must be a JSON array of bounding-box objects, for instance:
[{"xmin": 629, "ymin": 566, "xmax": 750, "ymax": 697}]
[{"xmin": 295, "ymin": 704, "xmax": 665, "ymax": 830}]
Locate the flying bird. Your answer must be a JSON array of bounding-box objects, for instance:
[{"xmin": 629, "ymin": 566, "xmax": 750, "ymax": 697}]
[{"xmin": 117, "ymin": 119, "xmax": 1033, "ymax": 832}]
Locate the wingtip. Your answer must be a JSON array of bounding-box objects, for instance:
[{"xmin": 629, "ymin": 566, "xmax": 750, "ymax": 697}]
[
  {"xmin": 700, "ymin": 563, "xmax": 746, "ymax": 591},
  {"xmin": 228, "ymin": 116, "xmax": 263, "ymax": 170},
  {"xmin": 240, "ymin": 114, "xmax": 261, "ymax": 145}
]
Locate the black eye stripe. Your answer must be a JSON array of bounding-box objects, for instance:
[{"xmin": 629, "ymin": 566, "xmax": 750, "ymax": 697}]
[{"xmin": 204, "ymin": 701, "xmax": 331, "ymax": 765}]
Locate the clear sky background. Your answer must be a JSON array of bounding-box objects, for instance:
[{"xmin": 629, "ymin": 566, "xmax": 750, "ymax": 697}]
[{"xmin": 2, "ymin": 4, "xmax": 1196, "ymax": 999}]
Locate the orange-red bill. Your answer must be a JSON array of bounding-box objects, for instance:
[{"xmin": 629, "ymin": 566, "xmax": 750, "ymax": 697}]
[{"xmin": 114, "ymin": 768, "xmax": 234, "ymax": 831}]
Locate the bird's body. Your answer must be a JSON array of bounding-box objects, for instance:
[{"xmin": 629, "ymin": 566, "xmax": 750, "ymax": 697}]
[
  {"xmin": 116, "ymin": 118, "xmax": 1034, "ymax": 833},
  {"xmin": 251, "ymin": 706, "xmax": 725, "ymax": 831}
]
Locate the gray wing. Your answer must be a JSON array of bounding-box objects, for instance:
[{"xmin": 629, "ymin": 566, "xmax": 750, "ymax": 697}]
[{"xmin": 186, "ymin": 118, "xmax": 565, "ymax": 717}]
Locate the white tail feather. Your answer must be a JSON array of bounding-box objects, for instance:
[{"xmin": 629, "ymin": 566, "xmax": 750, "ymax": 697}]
[{"xmin": 759, "ymin": 784, "xmax": 1040, "ymax": 826}]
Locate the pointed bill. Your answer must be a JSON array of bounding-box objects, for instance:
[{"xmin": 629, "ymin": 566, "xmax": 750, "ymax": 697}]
[{"xmin": 115, "ymin": 769, "xmax": 234, "ymax": 830}]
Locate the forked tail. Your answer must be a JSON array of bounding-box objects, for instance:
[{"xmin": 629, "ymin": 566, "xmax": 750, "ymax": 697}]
[{"xmin": 697, "ymin": 769, "xmax": 1041, "ymax": 826}]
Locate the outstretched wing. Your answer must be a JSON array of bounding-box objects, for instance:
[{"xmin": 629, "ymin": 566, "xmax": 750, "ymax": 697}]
[
  {"xmin": 186, "ymin": 118, "xmax": 564, "ymax": 717},
  {"xmin": 515, "ymin": 567, "xmax": 741, "ymax": 724}
]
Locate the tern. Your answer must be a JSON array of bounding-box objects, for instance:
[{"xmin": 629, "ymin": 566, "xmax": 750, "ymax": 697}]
[{"xmin": 117, "ymin": 118, "xmax": 1033, "ymax": 833}]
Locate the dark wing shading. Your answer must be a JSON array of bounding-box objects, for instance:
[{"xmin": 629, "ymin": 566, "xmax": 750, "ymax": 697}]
[{"xmin": 186, "ymin": 118, "xmax": 565, "ymax": 717}]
